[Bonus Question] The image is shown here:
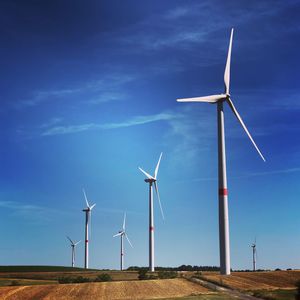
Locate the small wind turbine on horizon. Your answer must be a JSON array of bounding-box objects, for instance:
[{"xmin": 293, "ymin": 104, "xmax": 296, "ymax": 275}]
[
  {"xmin": 251, "ymin": 238, "xmax": 257, "ymax": 272},
  {"xmin": 113, "ymin": 212, "xmax": 133, "ymax": 271},
  {"xmin": 139, "ymin": 152, "xmax": 164, "ymax": 272},
  {"xmin": 82, "ymin": 188, "xmax": 96, "ymax": 269},
  {"xmin": 176, "ymin": 28, "xmax": 265, "ymax": 275},
  {"xmin": 66, "ymin": 236, "xmax": 81, "ymax": 268}
]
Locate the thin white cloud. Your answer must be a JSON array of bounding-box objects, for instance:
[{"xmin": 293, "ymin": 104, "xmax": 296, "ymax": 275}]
[
  {"xmin": 15, "ymin": 73, "xmax": 136, "ymax": 109},
  {"xmin": 87, "ymin": 92, "xmax": 126, "ymax": 104},
  {"xmin": 0, "ymin": 200, "xmax": 63, "ymax": 223},
  {"xmin": 41, "ymin": 112, "xmax": 176, "ymax": 136},
  {"xmin": 189, "ymin": 167, "xmax": 300, "ymax": 182}
]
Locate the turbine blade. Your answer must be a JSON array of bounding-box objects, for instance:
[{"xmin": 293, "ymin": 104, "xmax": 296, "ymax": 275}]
[
  {"xmin": 154, "ymin": 152, "xmax": 163, "ymax": 179},
  {"xmin": 66, "ymin": 236, "xmax": 74, "ymax": 245},
  {"xmin": 82, "ymin": 188, "xmax": 90, "ymax": 208},
  {"xmin": 123, "ymin": 212, "xmax": 126, "ymax": 231},
  {"xmin": 113, "ymin": 232, "xmax": 123, "ymax": 237},
  {"xmin": 226, "ymin": 98, "xmax": 266, "ymax": 162},
  {"xmin": 90, "ymin": 203, "xmax": 96, "ymax": 210},
  {"xmin": 177, "ymin": 94, "xmax": 226, "ymax": 103},
  {"xmin": 125, "ymin": 233, "xmax": 133, "ymax": 248},
  {"xmin": 224, "ymin": 28, "xmax": 234, "ymax": 94},
  {"xmin": 74, "ymin": 240, "xmax": 81, "ymax": 246},
  {"xmin": 154, "ymin": 181, "xmax": 165, "ymax": 220},
  {"xmin": 138, "ymin": 167, "xmax": 154, "ymax": 179}
]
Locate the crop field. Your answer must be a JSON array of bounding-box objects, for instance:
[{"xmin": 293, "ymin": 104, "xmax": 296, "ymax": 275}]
[
  {"xmin": 200, "ymin": 270, "xmax": 300, "ymax": 290},
  {"xmin": 0, "ymin": 278, "xmax": 211, "ymax": 300},
  {"xmin": 0, "ymin": 270, "xmax": 138, "ymax": 283}
]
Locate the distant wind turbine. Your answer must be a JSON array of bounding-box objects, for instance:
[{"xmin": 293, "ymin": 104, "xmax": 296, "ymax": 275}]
[
  {"xmin": 251, "ymin": 238, "xmax": 257, "ymax": 271},
  {"xmin": 176, "ymin": 28, "xmax": 265, "ymax": 275},
  {"xmin": 66, "ymin": 236, "xmax": 81, "ymax": 268},
  {"xmin": 82, "ymin": 188, "xmax": 96, "ymax": 269},
  {"xmin": 139, "ymin": 152, "xmax": 164, "ymax": 272},
  {"xmin": 113, "ymin": 212, "xmax": 133, "ymax": 271}
]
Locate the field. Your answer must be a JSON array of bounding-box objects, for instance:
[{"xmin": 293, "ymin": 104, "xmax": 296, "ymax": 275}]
[
  {"xmin": 0, "ymin": 268, "xmax": 300, "ymax": 299},
  {"xmin": 0, "ymin": 278, "xmax": 212, "ymax": 300},
  {"xmin": 200, "ymin": 270, "xmax": 300, "ymax": 290}
]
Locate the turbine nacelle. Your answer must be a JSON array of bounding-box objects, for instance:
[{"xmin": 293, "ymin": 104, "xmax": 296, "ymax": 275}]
[
  {"xmin": 113, "ymin": 213, "xmax": 133, "ymax": 248},
  {"xmin": 145, "ymin": 178, "xmax": 156, "ymax": 183},
  {"xmin": 138, "ymin": 152, "xmax": 165, "ymax": 220}
]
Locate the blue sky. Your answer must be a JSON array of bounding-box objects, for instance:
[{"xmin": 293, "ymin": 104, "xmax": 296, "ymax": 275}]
[{"xmin": 0, "ymin": 0, "xmax": 300, "ymax": 270}]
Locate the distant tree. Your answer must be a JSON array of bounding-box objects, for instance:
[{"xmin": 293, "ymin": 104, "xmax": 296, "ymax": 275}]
[
  {"xmin": 10, "ymin": 280, "xmax": 20, "ymax": 286},
  {"xmin": 95, "ymin": 274, "xmax": 112, "ymax": 282},
  {"xmin": 138, "ymin": 269, "xmax": 148, "ymax": 280},
  {"xmin": 158, "ymin": 271, "xmax": 177, "ymax": 279}
]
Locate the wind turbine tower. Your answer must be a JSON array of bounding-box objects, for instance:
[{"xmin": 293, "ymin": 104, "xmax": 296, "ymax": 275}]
[
  {"xmin": 176, "ymin": 28, "xmax": 265, "ymax": 275},
  {"xmin": 66, "ymin": 236, "xmax": 81, "ymax": 268},
  {"xmin": 251, "ymin": 239, "xmax": 257, "ymax": 271},
  {"xmin": 139, "ymin": 153, "xmax": 164, "ymax": 272},
  {"xmin": 113, "ymin": 213, "xmax": 133, "ymax": 270},
  {"xmin": 82, "ymin": 188, "xmax": 96, "ymax": 269}
]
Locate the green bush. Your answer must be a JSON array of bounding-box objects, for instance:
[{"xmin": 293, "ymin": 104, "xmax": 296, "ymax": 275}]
[
  {"xmin": 58, "ymin": 277, "xmax": 73, "ymax": 284},
  {"xmin": 10, "ymin": 280, "xmax": 20, "ymax": 286},
  {"xmin": 138, "ymin": 268, "xmax": 148, "ymax": 280},
  {"xmin": 95, "ymin": 274, "xmax": 112, "ymax": 282},
  {"xmin": 158, "ymin": 271, "xmax": 177, "ymax": 279}
]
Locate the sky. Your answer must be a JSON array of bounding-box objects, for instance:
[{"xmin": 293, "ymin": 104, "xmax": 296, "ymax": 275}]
[{"xmin": 0, "ymin": 0, "xmax": 300, "ymax": 271}]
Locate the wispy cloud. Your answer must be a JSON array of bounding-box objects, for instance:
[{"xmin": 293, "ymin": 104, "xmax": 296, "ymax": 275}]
[
  {"xmin": 0, "ymin": 200, "xmax": 63, "ymax": 223},
  {"xmin": 16, "ymin": 88, "xmax": 82, "ymax": 109},
  {"xmin": 188, "ymin": 167, "xmax": 300, "ymax": 182},
  {"xmin": 41, "ymin": 112, "xmax": 176, "ymax": 136},
  {"xmin": 118, "ymin": 0, "xmax": 298, "ymax": 55},
  {"xmin": 87, "ymin": 92, "xmax": 126, "ymax": 104},
  {"xmin": 15, "ymin": 73, "xmax": 136, "ymax": 109}
]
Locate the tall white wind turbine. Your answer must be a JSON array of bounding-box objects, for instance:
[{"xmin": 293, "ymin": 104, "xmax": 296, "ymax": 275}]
[
  {"xmin": 82, "ymin": 188, "xmax": 96, "ymax": 269},
  {"xmin": 113, "ymin": 212, "xmax": 133, "ymax": 271},
  {"xmin": 66, "ymin": 236, "xmax": 81, "ymax": 268},
  {"xmin": 177, "ymin": 28, "xmax": 265, "ymax": 275},
  {"xmin": 139, "ymin": 152, "xmax": 164, "ymax": 272},
  {"xmin": 251, "ymin": 238, "xmax": 257, "ymax": 271}
]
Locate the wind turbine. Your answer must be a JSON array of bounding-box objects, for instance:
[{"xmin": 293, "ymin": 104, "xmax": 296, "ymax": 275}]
[
  {"xmin": 251, "ymin": 239, "xmax": 257, "ymax": 271},
  {"xmin": 139, "ymin": 152, "xmax": 164, "ymax": 272},
  {"xmin": 66, "ymin": 236, "xmax": 81, "ymax": 268},
  {"xmin": 82, "ymin": 188, "xmax": 96, "ymax": 269},
  {"xmin": 176, "ymin": 28, "xmax": 265, "ymax": 275},
  {"xmin": 113, "ymin": 212, "xmax": 133, "ymax": 271}
]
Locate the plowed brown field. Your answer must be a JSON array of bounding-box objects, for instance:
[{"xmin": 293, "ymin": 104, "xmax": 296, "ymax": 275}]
[
  {"xmin": 0, "ymin": 278, "xmax": 210, "ymax": 300},
  {"xmin": 201, "ymin": 270, "xmax": 300, "ymax": 290}
]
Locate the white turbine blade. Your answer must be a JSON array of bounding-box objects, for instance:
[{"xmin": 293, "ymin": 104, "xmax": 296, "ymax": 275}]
[
  {"xmin": 154, "ymin": 152, "xmax": 163, "ymax": 179},
  {"xmin": 138, "ymin": 167, "xmax": 154, "ymax": 179},
  {"xmin": 90, "ymin": 203, "xmax": 96, "ymax": 210},
  {"xmin": 125, "ymin": 233, "xmax": 133, "ymax": 248},
  {"xmin": 123, "ymin": 212, "xmax": 126, "ymax": 231},
  {"xmin": 226, "ymin": 98, "xmax": 266, "ymax": 162},
  {"xmin": 74, "ymin": 240, "xmax": 81, "ymax": 246},
  {"xmin": 82, "ymin": 188, "xmax": 90, "ymax": 208},
  {"xmin": 224, "ymin": 28, "xmax": 234, "ymax": 94},
  {"xmin": 154, "ymin": 181, "xmax": 165, "ymax": 220},
  {"xmin": 113, "ymin": 232, "xmax": 123, "ymax": 237},
  {"xmin": 177, "ymin": 94, "xmax": 225, "ymax": 103},
  {"xmin": 66, "ymin": 236, "xmax": 74, "ymax": 245}
]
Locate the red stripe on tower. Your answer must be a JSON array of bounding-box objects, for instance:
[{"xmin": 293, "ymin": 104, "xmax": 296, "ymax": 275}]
[
  {"xmin": 150, "ymin": 226, "xmax": 154, "ymax": 231},
  {"xmin": 85, "ymin": 240, "xmax": 88, "ymax": 243},
  {"xmin": 219, "ymin": 188, "xmax": 228, "ymax": 196}
]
